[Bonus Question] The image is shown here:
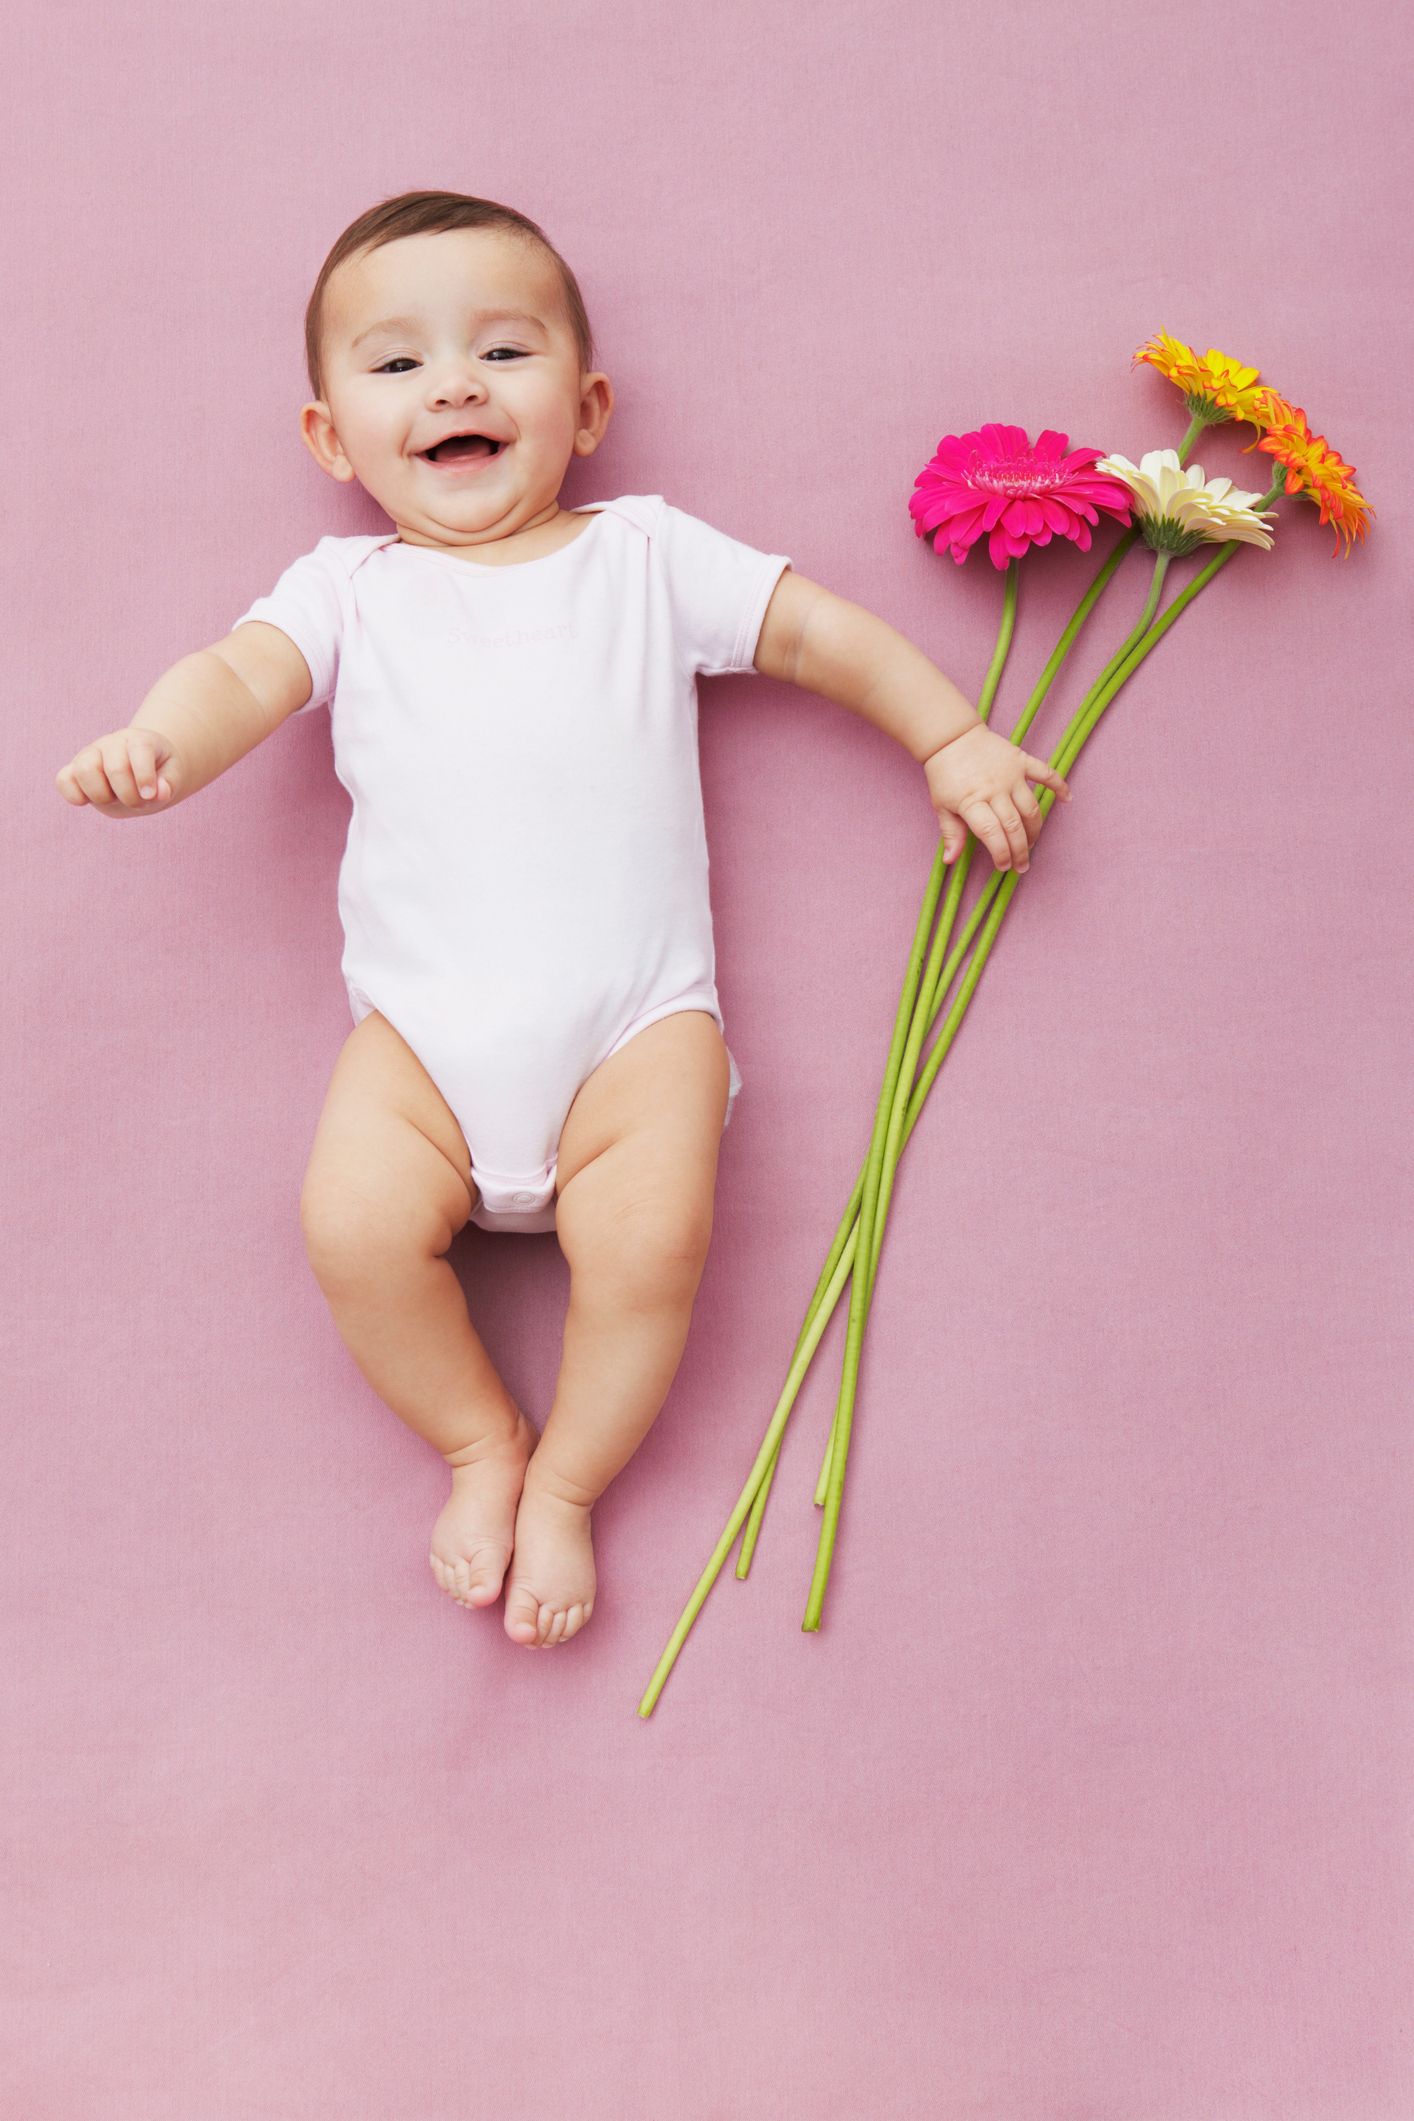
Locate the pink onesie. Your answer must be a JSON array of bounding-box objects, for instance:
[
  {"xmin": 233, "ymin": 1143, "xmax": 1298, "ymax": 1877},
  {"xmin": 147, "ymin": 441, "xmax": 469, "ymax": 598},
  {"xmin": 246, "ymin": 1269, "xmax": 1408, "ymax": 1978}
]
[{"xmin": 231, "ymin": 494, "xmax": 793, "ymax": 1233}]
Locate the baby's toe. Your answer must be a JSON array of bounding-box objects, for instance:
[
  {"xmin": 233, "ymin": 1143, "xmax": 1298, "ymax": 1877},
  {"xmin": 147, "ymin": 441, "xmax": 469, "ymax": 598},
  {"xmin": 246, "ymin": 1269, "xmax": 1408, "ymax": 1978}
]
[
  {"xmin": 431, "ymin": 1542, "xmax": 510, "ymax": 1610},
  {"xmin": 504, "ymin": 1584, "xmax": 542, "ymax": 1645},
  {"xmin": 461, "ymin": 1542, "xmax": 511, "ymax": 1604},
  {"xmin": 539, "ymin": 1602, "xmax": 593, "ymax": 1646}
]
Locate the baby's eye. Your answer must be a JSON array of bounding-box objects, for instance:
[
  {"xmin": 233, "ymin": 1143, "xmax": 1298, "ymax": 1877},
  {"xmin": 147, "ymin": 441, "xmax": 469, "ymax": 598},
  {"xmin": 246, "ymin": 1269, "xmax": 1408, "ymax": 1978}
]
[{"xmin": 372, "ymin": 349, "xmax": 526, "ymax": 374}]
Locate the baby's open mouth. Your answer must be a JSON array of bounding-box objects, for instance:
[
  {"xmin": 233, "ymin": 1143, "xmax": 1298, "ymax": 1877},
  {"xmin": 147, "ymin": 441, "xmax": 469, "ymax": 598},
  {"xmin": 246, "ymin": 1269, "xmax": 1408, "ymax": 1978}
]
[{"xmin": 419, "ymin": 434, "xmax": 505, "ymax": 463}]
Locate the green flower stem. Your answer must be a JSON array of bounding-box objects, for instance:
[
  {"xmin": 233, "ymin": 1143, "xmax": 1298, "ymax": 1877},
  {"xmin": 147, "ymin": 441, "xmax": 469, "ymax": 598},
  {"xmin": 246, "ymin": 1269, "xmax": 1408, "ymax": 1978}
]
[
  {"xmin": 754, "ymin": 421, "xmax": 1216, "ymax": 1548},
  {"xmin": 801, "ymin": 545, "xmax": 1172, "ymax": 1601},
  {"xmin": 638, "ymin": 565, "xmax": 1022, "ymax": 1714},
  {"xmin": 1053, "ymin": 520, "xmax": 1255, "ymax": 765},
  {"xmin": 906, "ymin": 498, "xmax": 1279, "ymax": 1125},
  {"xmin": 881, "ymin": 549, "xmax": 1172, "ymax": 1280},
  {"xmin": 806, "ymin": 468, "xmax": 1286, "ymax": 1535},
  {"xmin": 636, "ymin": 791, "xmax": 972, "ymax": 1715},
  {"xmin": 795, "ymin": 553, "xmax": 1023, "ymax": 1633},
  {"xmin": 731, "ymin": 455, "xmax": 1186, "ymax": 1577},
  {"xmin": 755, "ymin": 530, "xmax": 1176, "ymax": 1541},
  {"xmin": 806, "ymin": 450, "xmax": 1285, "ymax": 1525},
  {"xmin": 728, "ymin": 557, "xmax": 1019, "ymax": 1576},
  {"xmin": 633, "ymin": 1220, "xmax": 864, "ymax": 1719},
  {"xmin": 636, "ymin": 416, "xmax": 1258, "ymax": 1713}
]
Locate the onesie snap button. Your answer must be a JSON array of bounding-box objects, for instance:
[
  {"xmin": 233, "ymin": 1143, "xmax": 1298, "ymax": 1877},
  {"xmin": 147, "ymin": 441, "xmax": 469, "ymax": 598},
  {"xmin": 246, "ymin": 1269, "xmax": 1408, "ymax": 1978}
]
[{"xmin": 512, "ymin": 1191, "xmax": 535, "ymax": 1205}]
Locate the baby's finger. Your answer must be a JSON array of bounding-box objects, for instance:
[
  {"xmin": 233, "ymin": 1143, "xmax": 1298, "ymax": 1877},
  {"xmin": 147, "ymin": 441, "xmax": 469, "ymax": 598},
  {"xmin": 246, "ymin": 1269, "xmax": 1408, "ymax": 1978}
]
[
  {"xmin": 937, "ymin": 810, "xmax": 967, "ymax": 864},
  {"xmin": 99, "ymin": 740, "xmax": 145, "ymax": 809},
  {"xmin": 124, "ymin": 734, "xmax": 163, "ymax": 802},
  {"xmin": 1013, "ymin": 781, "xmax": 1043, "ymax": 844},
  {"xmin": 1026, "ymin": 754, "xmax": 1072, "ymax": 801},
  {"xmin": 994, "ymin": 795, "xmax": 1030, "ymax": 873},
  {"xmin": 960, "ymin": 799, "xmax": 1015, "ymax": 874},
  {"xmin": 68, "ymin": 750, "xmax": 123, "ymax": 807}
]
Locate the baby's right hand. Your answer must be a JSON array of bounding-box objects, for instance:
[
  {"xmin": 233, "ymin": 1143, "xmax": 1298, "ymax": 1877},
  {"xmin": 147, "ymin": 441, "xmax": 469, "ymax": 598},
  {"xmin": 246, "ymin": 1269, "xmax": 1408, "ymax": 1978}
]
[{"xmin": 54, "ymin": 725, "xmax": 179, "ymax": 817}]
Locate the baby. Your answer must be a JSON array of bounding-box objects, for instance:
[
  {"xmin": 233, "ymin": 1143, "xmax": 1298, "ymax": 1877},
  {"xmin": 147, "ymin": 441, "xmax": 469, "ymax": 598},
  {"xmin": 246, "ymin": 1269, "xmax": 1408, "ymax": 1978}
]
[{"xmin": 54, "ymin": 192, "xmax": 1070, "ymax": 1651}]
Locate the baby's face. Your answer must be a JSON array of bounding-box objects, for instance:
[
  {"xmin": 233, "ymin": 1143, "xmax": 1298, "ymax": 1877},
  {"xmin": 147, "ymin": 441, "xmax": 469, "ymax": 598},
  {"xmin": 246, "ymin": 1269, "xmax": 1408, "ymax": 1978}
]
[{"xmin": 300, "ymin": 228, "xmax": 613, "ymax": 554}]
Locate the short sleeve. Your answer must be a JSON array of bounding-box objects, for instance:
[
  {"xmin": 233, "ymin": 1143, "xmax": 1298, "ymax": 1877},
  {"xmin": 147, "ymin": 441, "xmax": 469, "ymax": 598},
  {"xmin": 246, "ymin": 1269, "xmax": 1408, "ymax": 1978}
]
[
  {"xmin": 655, "ymin": 502, "xmax": 792, "ymax": 678},
  {"xmin": 228, "ymin": 539, "xmax": 346, "ymax": 716}
]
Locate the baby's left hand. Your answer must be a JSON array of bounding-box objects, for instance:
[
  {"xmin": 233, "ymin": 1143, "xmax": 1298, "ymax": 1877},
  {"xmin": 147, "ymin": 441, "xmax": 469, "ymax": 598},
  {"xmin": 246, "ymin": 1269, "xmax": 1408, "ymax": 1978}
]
[{"xmin": 923, "ymin": 724, "xmax": 1072, "ymax": 874}]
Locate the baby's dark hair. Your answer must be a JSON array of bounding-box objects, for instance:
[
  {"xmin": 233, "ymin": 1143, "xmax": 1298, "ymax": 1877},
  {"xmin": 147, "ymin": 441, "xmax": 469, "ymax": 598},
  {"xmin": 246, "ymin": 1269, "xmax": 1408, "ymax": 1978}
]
[{"xmin": 304, "ymin": 189, "xmax": 596, "ymax": 402}]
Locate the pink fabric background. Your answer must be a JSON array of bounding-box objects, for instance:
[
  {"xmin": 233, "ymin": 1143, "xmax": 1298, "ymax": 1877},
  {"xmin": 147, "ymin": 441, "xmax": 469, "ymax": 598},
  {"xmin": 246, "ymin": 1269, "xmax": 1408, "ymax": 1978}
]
[{"xmin": 7, "ymin": 0, "xmax": 1411, "ymax": 2113}]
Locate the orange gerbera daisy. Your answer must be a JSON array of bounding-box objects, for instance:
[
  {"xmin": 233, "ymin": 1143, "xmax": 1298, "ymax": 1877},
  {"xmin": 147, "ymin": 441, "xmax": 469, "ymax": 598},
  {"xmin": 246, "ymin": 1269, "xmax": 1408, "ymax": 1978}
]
[{"xmin": 1239, "ymin": 387, "xmax": 1373, "ymax": 557}]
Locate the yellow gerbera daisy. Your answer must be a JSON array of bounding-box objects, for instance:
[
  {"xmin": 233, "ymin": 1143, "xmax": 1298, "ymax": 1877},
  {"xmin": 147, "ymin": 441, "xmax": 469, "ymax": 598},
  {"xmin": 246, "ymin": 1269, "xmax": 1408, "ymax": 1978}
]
[{"xmin": 1132, "ymin": 331, "xmax": 1263, "ymax": 424}]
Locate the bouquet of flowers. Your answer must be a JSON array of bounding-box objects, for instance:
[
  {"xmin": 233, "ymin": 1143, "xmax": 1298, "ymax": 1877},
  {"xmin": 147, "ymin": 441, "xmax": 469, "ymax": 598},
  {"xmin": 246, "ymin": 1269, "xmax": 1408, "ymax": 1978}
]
[{"xmin": 638, "ymin": 331, "xmax": 1372, "ymax": 1718}]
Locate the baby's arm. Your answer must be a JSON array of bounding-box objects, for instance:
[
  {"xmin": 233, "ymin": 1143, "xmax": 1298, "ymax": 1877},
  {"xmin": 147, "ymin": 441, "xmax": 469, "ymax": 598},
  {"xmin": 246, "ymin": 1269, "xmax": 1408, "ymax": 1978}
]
[
  {"xmin": 754, "ymin": 569, "xmax": 1070, "ymax": 873},
  {"xmin": 754, "ymin": 569, "xmax": 983, "ymax": 756},
  {"xmin": 54, "ymin": 622, "xmax": 314, "ymax": 819}
]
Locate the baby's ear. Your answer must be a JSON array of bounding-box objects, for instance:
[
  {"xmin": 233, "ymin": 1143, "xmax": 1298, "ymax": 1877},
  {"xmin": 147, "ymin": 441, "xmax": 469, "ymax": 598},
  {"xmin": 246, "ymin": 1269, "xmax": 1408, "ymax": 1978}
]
[{"xmin": 298, "ymin": 403, "xmax": 353, "ymax": 481}]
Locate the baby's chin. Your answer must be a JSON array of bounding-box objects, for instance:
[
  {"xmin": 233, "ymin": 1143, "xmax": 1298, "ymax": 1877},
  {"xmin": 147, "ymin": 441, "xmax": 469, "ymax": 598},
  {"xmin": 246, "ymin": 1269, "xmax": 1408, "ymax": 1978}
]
[{"xmin": 390, "ymin": 477, "xmax": 577, "ymax": 543}]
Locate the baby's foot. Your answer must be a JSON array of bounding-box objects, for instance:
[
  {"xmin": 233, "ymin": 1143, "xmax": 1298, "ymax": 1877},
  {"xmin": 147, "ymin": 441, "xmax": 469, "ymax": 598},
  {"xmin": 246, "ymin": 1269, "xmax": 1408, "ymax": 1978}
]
[
  {"xmin": 503, "ymin": 1464, "xmax": 597, "ymax": 1647},
  {"xmin": 429, "ymin": 1408, "xmax": 537, "ymax": 1611}
]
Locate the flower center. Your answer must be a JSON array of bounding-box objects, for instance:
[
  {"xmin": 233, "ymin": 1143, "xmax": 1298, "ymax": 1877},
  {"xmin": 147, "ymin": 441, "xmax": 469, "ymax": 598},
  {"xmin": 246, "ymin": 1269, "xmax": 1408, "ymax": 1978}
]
[{"xmin": 966, "ymin": 452, "xmax": 1064, "ymax": 495}]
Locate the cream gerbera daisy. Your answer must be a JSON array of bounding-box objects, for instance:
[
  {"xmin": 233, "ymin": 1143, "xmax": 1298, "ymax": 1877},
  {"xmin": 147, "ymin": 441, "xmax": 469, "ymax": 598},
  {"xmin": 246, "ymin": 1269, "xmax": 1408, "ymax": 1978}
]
[{"xmin": 1093, "ymin": 447, "xmax": 1277, "ymax": 554}]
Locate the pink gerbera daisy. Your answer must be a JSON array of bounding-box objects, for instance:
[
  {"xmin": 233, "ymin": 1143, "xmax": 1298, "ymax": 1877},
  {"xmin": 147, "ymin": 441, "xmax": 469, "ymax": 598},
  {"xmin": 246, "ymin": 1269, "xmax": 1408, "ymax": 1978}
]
[{"xmin": 910, "ymin": 422, "xmax": 1135, "ymax": 569}]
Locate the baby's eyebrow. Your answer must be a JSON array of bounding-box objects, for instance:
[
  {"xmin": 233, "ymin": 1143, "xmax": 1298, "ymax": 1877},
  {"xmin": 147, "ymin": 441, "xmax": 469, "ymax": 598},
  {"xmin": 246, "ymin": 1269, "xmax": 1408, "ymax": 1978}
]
[{"xmin": 350, "ymin": 310, "xmax": 548, "ymax": 349}]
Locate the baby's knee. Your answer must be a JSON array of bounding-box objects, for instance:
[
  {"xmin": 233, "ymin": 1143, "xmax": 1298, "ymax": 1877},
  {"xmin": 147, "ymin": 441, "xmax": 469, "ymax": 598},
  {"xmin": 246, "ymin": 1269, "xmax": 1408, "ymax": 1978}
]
[
  {"xmin": 560, "ymin": 1170, "xmax": 714, "ymax": 1310},
  {"xmin": 300, "ymin": 1177, "xmax": 386, "ymax": 1287},
  {"xmin": 300, "ymin": 1097, "xmax": 477, "ymax": 1280},
  {"xmin": 299, "ymin": 1166, "xmax": 445, "ymax": 1287}
]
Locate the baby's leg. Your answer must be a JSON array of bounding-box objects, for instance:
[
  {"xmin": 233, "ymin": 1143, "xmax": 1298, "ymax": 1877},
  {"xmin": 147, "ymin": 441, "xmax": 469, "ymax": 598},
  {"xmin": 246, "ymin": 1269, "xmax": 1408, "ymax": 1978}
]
[
  {"xmin": 299, "ymin": 1009, "xmax": 536, "ymax": 1612},
  {"xmin": 503, "ymin": 1010, "xmax": 731, "ymax": 1648}
]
